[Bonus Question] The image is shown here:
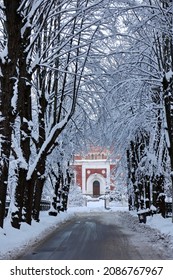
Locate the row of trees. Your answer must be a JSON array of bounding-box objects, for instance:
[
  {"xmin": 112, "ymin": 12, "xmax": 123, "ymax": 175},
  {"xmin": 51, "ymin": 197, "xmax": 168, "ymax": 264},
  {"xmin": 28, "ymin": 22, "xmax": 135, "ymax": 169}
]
[
  {"xmin": 0, "ymin": 0, "xmax": 113, "ymax": 229},
  {"xmin": 93, "ymin": 0, "xmax": 173, "ymax": 217},
  {"xmin": 125, "ymin": 0, "xmax": 172, "ymax": 216}
]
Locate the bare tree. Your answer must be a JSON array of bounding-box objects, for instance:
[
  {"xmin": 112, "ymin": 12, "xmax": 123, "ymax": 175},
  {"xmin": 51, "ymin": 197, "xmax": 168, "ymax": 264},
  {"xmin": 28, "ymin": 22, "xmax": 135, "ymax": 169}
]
[{"xmin": 0, "ymin": 0, "xmax": 110, "ymax": 228}]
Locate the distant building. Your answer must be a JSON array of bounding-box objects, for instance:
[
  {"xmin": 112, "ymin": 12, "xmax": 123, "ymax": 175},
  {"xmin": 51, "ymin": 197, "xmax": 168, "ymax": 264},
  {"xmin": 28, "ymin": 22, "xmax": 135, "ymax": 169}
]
[{"xmin": 72, "ymin": 147, "xmax": 119, "ymax": 197}]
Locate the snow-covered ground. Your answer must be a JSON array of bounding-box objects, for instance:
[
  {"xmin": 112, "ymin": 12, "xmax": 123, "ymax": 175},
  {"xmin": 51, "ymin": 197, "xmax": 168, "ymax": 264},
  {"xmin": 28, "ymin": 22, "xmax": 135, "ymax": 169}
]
[{"xmin": 1, "ymin": 199, "xmax": 173, "ymax": 260}]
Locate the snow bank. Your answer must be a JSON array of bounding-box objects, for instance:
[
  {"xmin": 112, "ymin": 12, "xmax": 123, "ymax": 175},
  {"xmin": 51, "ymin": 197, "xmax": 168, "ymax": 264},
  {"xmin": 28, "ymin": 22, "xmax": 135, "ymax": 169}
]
[
  {"xmin": 1, "ymin": 200, "xmax": 173, "ymax": 260},
  {"xmin": 0, "ymin": 211, "xmax": 76, "ymax": 260}
]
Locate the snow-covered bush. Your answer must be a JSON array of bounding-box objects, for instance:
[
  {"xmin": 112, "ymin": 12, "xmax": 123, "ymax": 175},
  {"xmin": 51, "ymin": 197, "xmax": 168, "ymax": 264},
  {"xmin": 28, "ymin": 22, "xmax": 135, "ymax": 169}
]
[{"xmin": 68, "ymin": 185, "xmax": 84, "ymax": 207}]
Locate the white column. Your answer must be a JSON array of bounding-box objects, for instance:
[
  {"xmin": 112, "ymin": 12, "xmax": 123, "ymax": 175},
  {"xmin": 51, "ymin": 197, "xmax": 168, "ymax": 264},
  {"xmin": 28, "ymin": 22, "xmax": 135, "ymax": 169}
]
[
  {"xmin": 106, "ymin": 161, "xmax": 111, "ymax": 188},
  {"xmin": 82, "ymin": 162, "xmax": 86, "ymax": 194}
]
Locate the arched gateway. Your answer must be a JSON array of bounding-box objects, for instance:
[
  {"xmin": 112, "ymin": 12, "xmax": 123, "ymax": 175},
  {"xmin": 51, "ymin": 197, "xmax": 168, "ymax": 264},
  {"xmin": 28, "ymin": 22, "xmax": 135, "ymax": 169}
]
[{"xmin": 86, "ymin": 173, "xmax": 106, "ymax": 196}]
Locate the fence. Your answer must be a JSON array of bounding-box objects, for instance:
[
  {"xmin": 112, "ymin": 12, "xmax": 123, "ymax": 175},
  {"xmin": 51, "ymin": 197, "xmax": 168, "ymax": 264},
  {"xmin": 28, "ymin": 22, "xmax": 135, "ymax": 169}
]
[{"xmin": 5, "ymin": 199, "xmax": 51, "ymax": 217}]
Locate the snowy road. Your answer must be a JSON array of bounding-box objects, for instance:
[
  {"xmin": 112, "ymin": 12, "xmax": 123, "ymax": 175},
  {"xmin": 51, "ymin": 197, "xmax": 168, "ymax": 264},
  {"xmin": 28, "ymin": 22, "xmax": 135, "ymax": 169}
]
[{"xmin": 18, "ymin": 212, "xmax": 173, "ymax": 260}]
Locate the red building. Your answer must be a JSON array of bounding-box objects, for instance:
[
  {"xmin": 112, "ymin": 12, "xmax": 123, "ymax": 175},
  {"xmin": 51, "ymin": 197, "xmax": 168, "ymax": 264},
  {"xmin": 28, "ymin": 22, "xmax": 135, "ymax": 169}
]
[{"xmin": 72, "ymin": 147, "xmax": 118, "ymax": 197}]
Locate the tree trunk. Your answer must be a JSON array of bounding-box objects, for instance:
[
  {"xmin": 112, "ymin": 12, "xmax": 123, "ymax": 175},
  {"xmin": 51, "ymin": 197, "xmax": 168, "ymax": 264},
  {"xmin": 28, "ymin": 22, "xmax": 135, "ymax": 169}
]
[
  {"xmin": 49, "ymin": 165, "xmax": 62, "ymax": 215},
  {"xmin": 0, "ymin": 0, "xmax": 24, "ymax": 228},
  {"xmin": 159, "ymin": 0, "xmax": 173, "ymax": 221},
  {"xmin": 10, "ymin": 3, "xmax": 32, "ymax": 228}
]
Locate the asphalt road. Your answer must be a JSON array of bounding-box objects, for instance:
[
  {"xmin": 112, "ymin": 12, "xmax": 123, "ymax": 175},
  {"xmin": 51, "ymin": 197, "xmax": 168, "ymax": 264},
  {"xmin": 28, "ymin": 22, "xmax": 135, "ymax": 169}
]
[{"xmin": 19, "ymin": 212, "xmax": 167, "ymax": 260}]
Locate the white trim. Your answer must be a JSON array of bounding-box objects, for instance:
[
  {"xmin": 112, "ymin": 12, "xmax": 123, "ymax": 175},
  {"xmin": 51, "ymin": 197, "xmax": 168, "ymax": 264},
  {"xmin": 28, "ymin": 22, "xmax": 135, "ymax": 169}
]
[{"xmin": 86, "ymin": 173, "xmax": 106, "ymax": 195}]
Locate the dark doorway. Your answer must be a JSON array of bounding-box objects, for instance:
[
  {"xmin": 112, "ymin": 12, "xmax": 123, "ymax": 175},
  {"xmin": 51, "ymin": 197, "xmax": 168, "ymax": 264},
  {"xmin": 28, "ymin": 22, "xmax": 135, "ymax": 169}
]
[{"xmin": 93, "ymin": 180, "xmax": 100, "ymax": 196}]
